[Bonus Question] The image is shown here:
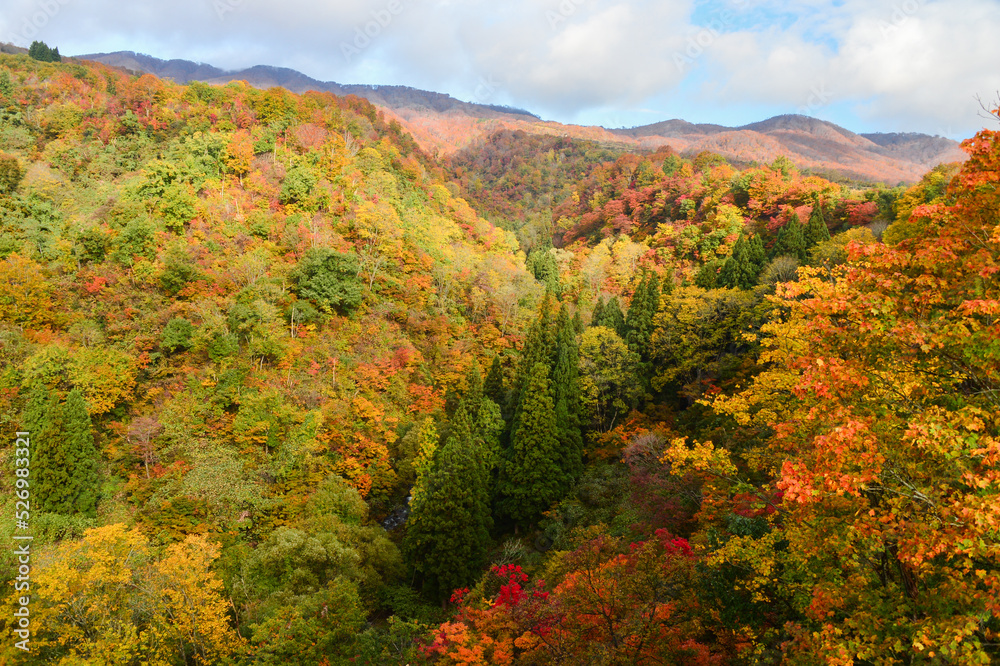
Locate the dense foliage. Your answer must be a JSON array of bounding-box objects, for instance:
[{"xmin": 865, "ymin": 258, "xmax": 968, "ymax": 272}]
[{"xmin": 0, "ymin": 52, "xmax": 995, "ymax": 664}]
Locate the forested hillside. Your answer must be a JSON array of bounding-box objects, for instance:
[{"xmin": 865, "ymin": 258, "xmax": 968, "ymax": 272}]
[{"xmin": 0, "ymin": 53, "xmax": 997, "ymax": 664}]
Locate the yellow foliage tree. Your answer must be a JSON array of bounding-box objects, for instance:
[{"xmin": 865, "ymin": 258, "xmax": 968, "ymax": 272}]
[
  {"xmin": 0, "ymin": 253, "xmax": 54, "ymax": 327},
  {"xmin": 0, "ymin": 524, "xmax": 245, "ymax": 665}
]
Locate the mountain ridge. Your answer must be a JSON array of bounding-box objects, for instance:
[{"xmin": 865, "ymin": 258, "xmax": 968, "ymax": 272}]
[{"xmin": 75, "ymin": 50, "xmax": 967, "ymax": 183}]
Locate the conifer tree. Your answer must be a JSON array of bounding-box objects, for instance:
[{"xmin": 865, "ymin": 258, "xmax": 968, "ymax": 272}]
[
  {"xmin": 625, "ymin": 273, "xmax": 660, "ymax": 356},
  {"xmin": 805, "ymin": 201, "xmax": 831, "ymax": 247},
  {"xmin": 597, "ymin": 297, "xmax": 627, "ymax": 337},
  {"xmin": 28, "ymin": 41, "xmax": 61, "ymax": 63},
  {"xmin": 773, "ymin": 213, "xmax": 807, "ymax": 261},
  {"xmin": 552, "ymin": 305, "xmax": 584, "ymax": 485},
  {"xmin": 591, "ymin": 297, "xmax": 605, "ymax": 327},
  {"xmin": 509, "ymin": 293, "xmax": 555, "ymax": 435},
  {"xmin": 21, "ymin": 384, "xmax": 56, "ymax": 440},
  {"xmin": 403, "ymin": 432, "xmax": 492, "ymax": 602},
  {"xmin": 498, "ymin": 362, "xmax": 564, "ymax": 525},
  {"xmin": 749, "ymin": 233, "xmax": 766, "ymax": 269},
  {"xmin": 484, "ymin": 355, "xmax": 505, "ymax": 409},
  {"xmin": 30, "ymin": 388, "xmax": 100, "ymax": 516},
  {"xmin": 719, "ymin": 235, "xmax": 763, "ymax": 290}
]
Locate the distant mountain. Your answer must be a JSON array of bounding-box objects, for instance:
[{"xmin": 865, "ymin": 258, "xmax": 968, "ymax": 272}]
[
  {"xmin": 76, "ymin": 51, "xmax": 539, "ymax": 120},
  {"xmin": 75, "ymin": 51, "xmax": 966, "ymax": 183},
  {"xmin": 612, "ymin": 114, "xmax": 967, "ymax": 184}
]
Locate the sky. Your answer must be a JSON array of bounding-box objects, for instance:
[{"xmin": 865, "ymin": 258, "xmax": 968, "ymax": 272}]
[{"xmin": 3, "ymin": 0, "xmax": 999, "ymax": 140}]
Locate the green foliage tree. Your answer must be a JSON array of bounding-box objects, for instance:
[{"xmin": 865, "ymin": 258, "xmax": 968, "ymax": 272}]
[
  {"xmin": 293, "ymin": 248, "xmax": 363, "ymax": 314},
  {"xmin": 29, "ymin": 388, "xmax": 100, "ymax": 517},
  {"xmin": 552, "ymin": 305, "xmax": 584, "ymax": 485},
  {"xmin": 625, "ymin": 272, "xmax": 661, "ymax": 355},
  {"xmin": 0, "ymin": 69, "xmax": 13, "ymax": 100},
  {"xmin": 695, "ymin": 258, "xmax": 724, "ymax": 290},
  {"xmin": 251, "ymin": 577, "xmax": 365, "ymax": 665},
  {"xmin": 111, "ymin": 218, "xmax": 157, "ymax": 264},
  {"xmin": 20, "ymin": 383, "xmax": 56, "ymax": 442},
  {"xmin": 161, "ymin": 317, "xmax": 195, "ymax": 354},
  {"xmin": 595, "ymin": 296, "xmax": 626, "ymax": 336},
  {"xmin": 279, "ymin": 164, "xmax": 319, "ymax": 206},
  {"xmin": 499, "ymin": 362, "xmax": 566, "ymax": 525},
  {"xmin": 526, "ymin": 248, "xmax": 561, "ymax": 294},
  {"xmin": 772, "ymin": 212, "xmax": 807, "ymax": 261},
  {"xmin": 28, "ymin": 41, "xmax": 61, "ymax": 62},
  {"xmin": 404, "ymin": 431, "xmax": 492, "ymax": 601},
  {"xmin": 484, "ymin": 355, "xmax": 505, "ymax": 409},
  {"xmin": 804, "ymin": 201, "xmax": 831, "ymax": 247},
  {"xmin": 719, "ymin": 234, "xmax": 765, "ymax": 290},
  {"xmin": 591, "ymin": 296, "xmax": 605, "ymax": 327}
]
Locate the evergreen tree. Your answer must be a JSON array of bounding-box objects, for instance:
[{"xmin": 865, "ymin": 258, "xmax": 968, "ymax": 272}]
[
  {"xmin": 403, "ymin": 432, "xmax": 492, "ymax": 602},
  {"xmin": 552, "ymin": 305, "xmax": 584, "ymax": 485},
  {"xmin": 719, "ymin": 235, "xmax": 764, "ymax": 290},
  {"xmin": 498, "ymin": 363, "xmax": 564, "ymax": 525},
  {"xmin": 591, "ymin": 297, "xmax": 605, "ymax": 328},
  {"xmin": 773, "ymin": 213, "xmax": 807, "ymax": 261},
  {"xmin": 749, "ymin": 234, "xmax": 766, "ymax": 268},
  {"xmin": 508, "ymin": 293, "xmax": 555, "ymax": 435},
  {"xmin": 28, "ymin": 41, "xmax": 60, "ymax": 62},
  {"xmin": 597, "ymin": 297, "xmax": 626, "ymax": 337},
  {"xmin": 484, "ymin": 355, "xmax": 505, "ymax": 409},
  {"xmin": 526, "ymin": 249, "xmax": 561, "ymax": 294},
  {"xmin": 30, "ymin": 389, "xmax": 99, "ymax": 516},
  {"xmin": 625, "ymin": 273, "xmax": 660, "ymax": 356},
  {"xmin": 21, "ymin": 384, "xmax": 56, "ymax": 438},
  {"xmin": 0, "ymin": 70, "xmax": 13, "ymax": 102},
  {"xmin": 695, "ymin": 259, "xmax": 724, "ymax": 290},
  {"xmin": 463, "ymin": 362, "xmax": 484, "ymax": 416},
  {"xmin": 805, "ymin": 201, "xmax": 831, "ymax": 248}
]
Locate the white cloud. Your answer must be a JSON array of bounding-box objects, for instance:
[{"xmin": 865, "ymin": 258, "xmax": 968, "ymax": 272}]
[{"xmin": 1, "ymin": 0, "xmax": 997, "ymax": 135}]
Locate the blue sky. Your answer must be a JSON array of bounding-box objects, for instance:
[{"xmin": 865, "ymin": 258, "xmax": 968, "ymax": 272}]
[{"xmin": 3, "ymin": 0, "xmax": 998, "ymax": 140}]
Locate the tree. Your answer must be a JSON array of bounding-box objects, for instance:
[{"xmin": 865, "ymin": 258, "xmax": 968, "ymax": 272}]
[
  {"xmin": 161, "ymin": 317, "xmax": 194, "ymax": 354},
  {"xmin": 718, "ymin": 234, "xmax": 764, "ymax": 290},
  {"xmin": 579, "ymin": 326, "xmax": 642, "ymax": 431},
  {"xmin": 591, "ymin": 296, "xmax": 605, "ymax": 327},
  {"xmin": 222, "ymin": 130, "xmax": 254, "ymax": 182},
  {"xmin": 28, "ymin": 41, "xmax": 60, "ymax": 62},
  {"xmin": 804, "ymin": 201, "xmax": 831, "ymax": 247},
  {"xmin": 772, "ymin": 212, "xmax": 807, "ymax": 261},
  {"xmin": 700, "ymin": 117, "xmax": 1000, "ymax": 662},
  {"xmin": 293, "ymin": 248, "xmax": 363, "ymax": 314},
  {"xmin": 0, "ymin": 152, "xmax": 23, "ymax": 194},
  {"xmin": 484, "ymin": 355, "xmax": 505, "ymax": 409},
  {"xmin": 527, "ymin": 248, "xmax": 561, "ymax": 294},
  {"xmin": 625, "ymin": 272, "xmax": 661, "ymax": 356},
  {"xmin": 0, "ymin": 524, "xmax": 245, "ymax": 664},
  {"xmin": 552, "ymin": 304, "xmax": 584, "ymax": 485},
  {"xmin": 127, "ymin": 415, "xmax": 162, "ymax": 479},
  {"xmin": 404, "ymin": 431, "xmax": 493, "ymax": 601},
  {"xmin": 595, "ymin": 296, "xmax": 626, "ymax": 336},
  {"xmin": 0, "ymin": 253, "xmax": 54, "ymax": 328},
  {"xmin": 499, "ymin": 362, "xmax": 565, "ymax": 525},
  {"xmin": 29, "ymin": 388, "xmax": 100, "ymax": 516}
]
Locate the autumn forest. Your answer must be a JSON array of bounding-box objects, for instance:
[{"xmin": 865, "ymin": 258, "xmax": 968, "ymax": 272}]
[{"xmin": 0, "ymin": 51, "xmax": 998, "ymax": 664}]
